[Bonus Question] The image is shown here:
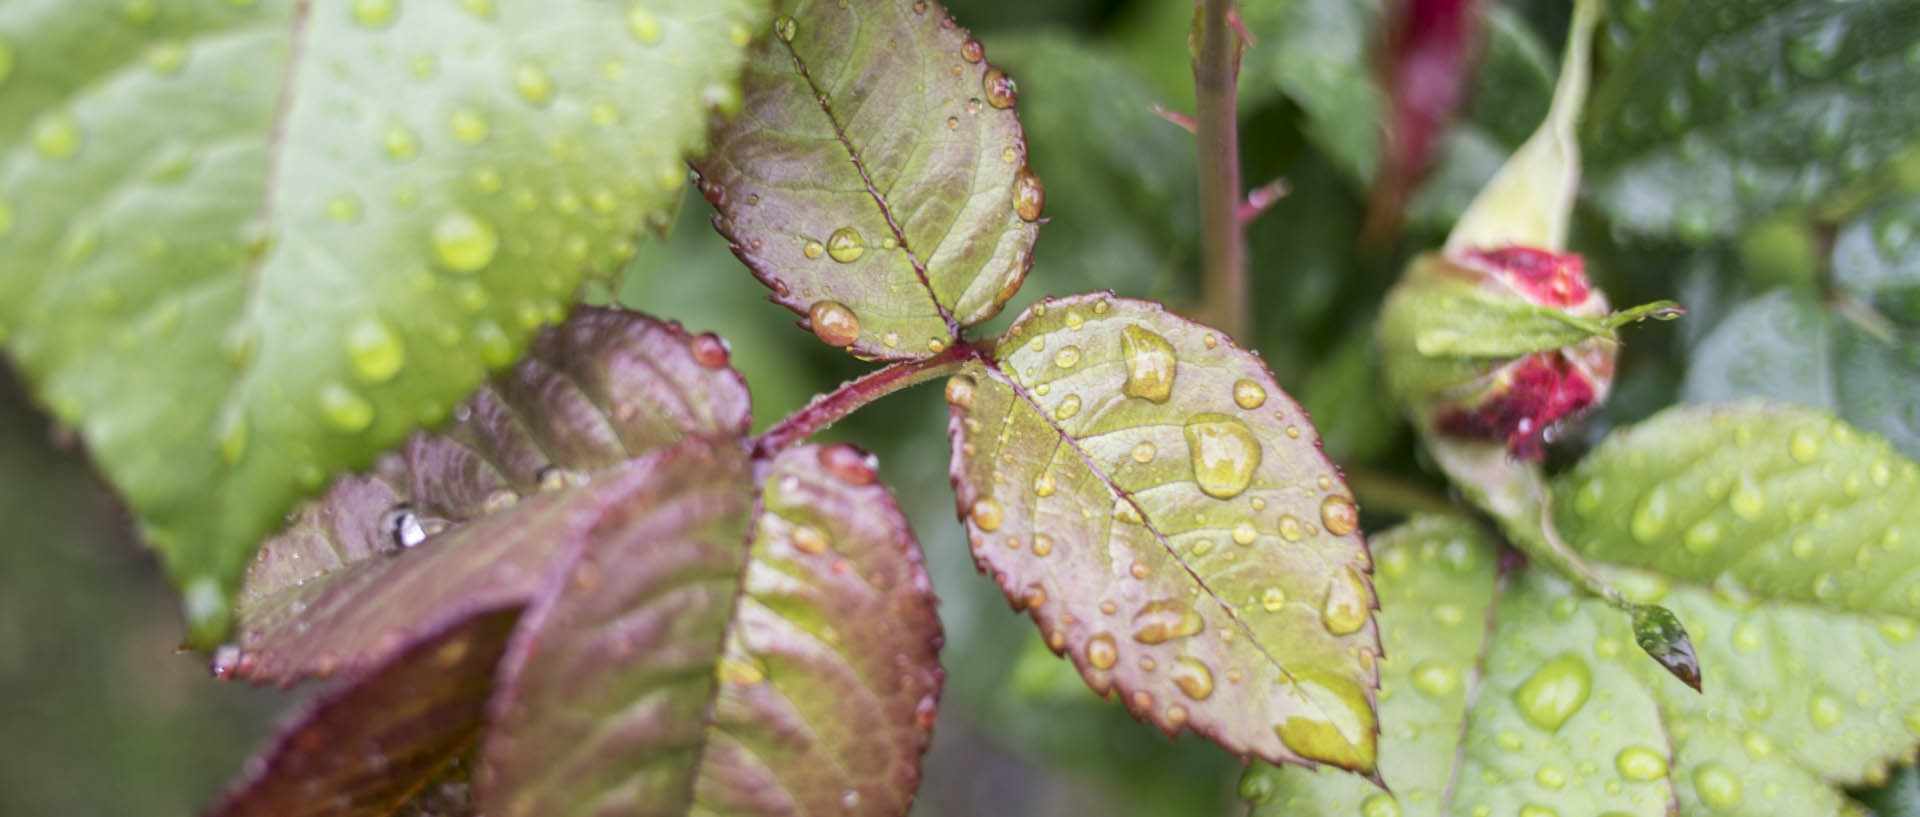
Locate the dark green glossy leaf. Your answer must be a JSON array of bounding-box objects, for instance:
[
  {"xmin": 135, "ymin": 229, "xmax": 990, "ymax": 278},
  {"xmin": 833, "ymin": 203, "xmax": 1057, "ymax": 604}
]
[
  {"xmin": 480, "ymin": 442, "xmax": 943, "ymax": 817},
  {"xmin": 1240, "ymin": 0, "xmax": 1385, "ymax": 186},
  {"xmin": 695, "ymin": 0, "xmax": 1039, "ymax": 360},
  {"xmin": 1583, "ymin": 0, "xmax": 1920, "ymax": 240},
  {"xmin": 1246, "ymin": 512, "xmax": 1920, "ymax": 816},
  {"xmin": 945, "ymin": 294, "xmax": 1380, "ymax": 773},
  {"xmin": 209, "ymin": 611, "xmax": 515, "ymax": 817},
  {"xmin": 0, "ymin": 0, "xmax": 766, "ymax": 644}
]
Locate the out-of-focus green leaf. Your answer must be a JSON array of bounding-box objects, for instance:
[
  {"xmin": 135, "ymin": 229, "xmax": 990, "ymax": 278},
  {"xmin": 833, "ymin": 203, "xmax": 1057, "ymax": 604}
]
[
  {"xmin": 1241, "ymin": 0, "xmax": 1384, "ymax": 185},
  {"xmin": 1583, "ymin": 0, "xmax": 1920, "ymax": 241},
  {"xmin": 695, "ymin": 0, "xmax": 1039, "ymax": 360},
  {"xmin": 1833, "ymin": 194, "xmax": 1920, "ymax": 325},
  {"xmin": 1554, "ymin": 401, "xmax": 1920, "ymax": 617},
  {"xmin": 946, "ymin": 294, "xmax": 1379, "ymax": 773},
  {"xmin": 983, "ymin": 34, "xmax": 1197, "ymax": 310},
  {"xmin": 1682, "ymin": 293, "xmax": 1920, "ymax": 460},
  {"xmin": 480, "ymin": 442, "xmax": 943, "ymax": 817},
  {"xmin": 210, "ymin": 611, "xmax": 516, "ymax": 817},
  {"xmin": 1405, "ymin": 5, "xmax": 1555, "ymax": 231},
  {"xmin": 1300, "ymin": 326, "xmax": 1404, "ymax": 464},
  {"xmin": 1247, "ymin": 509, "xmax": 1920, "ymax": 816},
  {"xmin": 0, "ymin": 0, "xmax": 765, "ymax": 644}
]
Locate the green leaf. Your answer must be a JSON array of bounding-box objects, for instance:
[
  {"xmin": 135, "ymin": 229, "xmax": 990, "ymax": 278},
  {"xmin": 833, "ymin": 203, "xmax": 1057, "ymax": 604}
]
[
  {"xmin": 230, "ymin": 308, "xmax": 752, "ymax": 681},
  {"xmin": 1246, "ymin": 511, "xmax": 1920, "ymax": 816},
  {"xmin": 1583, "ymin": 0, "xmax": 1920, "ymax": 240},
  {"xmin": 693, "ymin": 0, "xmax": 1040, "ymax": 360},
  {"xmin": 945, "ymin": 294, "xmax": 1380, "ymax": 772},
  {"xmin": 1683, "ymin": 292, "xmax": 1920, "ymax": 461},
  {"xmin": 1553, "ymin": 400, "xmax": 1920, "ymax": 617},
  {"xmin": 1832, "ymin": 193, "xmax": 1920, "ymax": 326},
  {"xmin": 210, "ymin": 611, "xmax": 516, "ymax": 817},
  {"xmin": 1240, "ymin": 0, "xmax": 1385, "ymax": 186},
  {"xmin": 480, "ymin": 442, "xmax": 943, "ymax": 817},
  {"xmin": 0, "ymin": 0, "xmax": 766, "ymax": 644}
]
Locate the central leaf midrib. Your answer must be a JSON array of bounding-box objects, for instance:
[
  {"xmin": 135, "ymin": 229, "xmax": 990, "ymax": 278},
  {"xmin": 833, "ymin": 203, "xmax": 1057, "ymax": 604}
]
[{"xmin": 776, "ymin": 32, "xmax": 959, "ymax": 338}]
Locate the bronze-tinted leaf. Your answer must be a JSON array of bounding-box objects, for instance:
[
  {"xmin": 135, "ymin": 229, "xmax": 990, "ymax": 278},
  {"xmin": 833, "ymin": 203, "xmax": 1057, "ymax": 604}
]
[
  {"xmin": 209, "ymin": 610, "xmax": 516, "ymax": 817},
  {"xmin": 695, "ymin": 0, "xmax": 1040, "ymax": 359},
  {"xmin": 479, "ymin": 443, "xmax": 943, "ymax": 817},
  {"xmin": 944, "ymin": 293, "xmax": 1380, "ymax": 772}
]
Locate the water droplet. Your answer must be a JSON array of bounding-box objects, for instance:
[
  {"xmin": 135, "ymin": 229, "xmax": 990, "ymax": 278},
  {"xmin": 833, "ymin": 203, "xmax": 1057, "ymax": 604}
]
[
  {"xmin": 1087, "ymin": 632, "xmax": 1118, "ymax": 669},
  {"xmin": 1536, "ymin": 765, "xmax": 1566, "ymax": 789},
  {"xmin": 1182, "ymin": 414, "xmax": 1260, "ymax": 499},
  {"xmin": 1787, "ymin": 23, "xmax": 1842, "ymax": 78},
  {"xmin": 1261, "ymin": 587, "xmax": 1286, "ymax": 612},
  {"xmin": 1119, "ymin": 325, "xmax": 1177, "ymax": 402},
  {"xmin": 840, "ymin": 789, "xmax": 861, "ymax": 812},
  {"xmin": 1789, "ymin": 428, "xmax": 1820, "ymax": 463},
  {"xmin": 345, "ymin": 317, "xmax": 405, "ymax": 383},
  {"xmin": 774, "ymin": 15, "xmax": 797, "ymax": 42},
  {"xmin": 1032, "ymin": 533, "xmax": 1053, "ymax": 556},
  {"xmin": 982, "ymin": 67, "xmax": 1018, "ymax": 108},
  {"xmin": 431, "ymin": 210, "xmax": 498, "ymax": 272},
  {"xmin": 318, "ymin": 382, "xmax": 375, "ymax": 432},
  {"xmin": 1132, "ymin": 599, "xmax": 1204, "ymax": 643},
  {"xmin": 792, "ymin": 524, "xmax": 829, "ymax": 554},
  {"xmin": 690, "ymin": 332, "xmax": 731, "ymax": 368},
  {"xmin": 383, "ymin": 504, "xmax": 427, "ymax": 547},
  {"xmin": 1361, "ymin": 793, "xmax": 1400, "ymax": 817},
  {"xmin": 801, "ymin": 238, "xmax": 825, "ymax": 259},
  {"xmin": 1273, "ymin": 673, "xmax": 1375, "ymax": 769},
  {"xmin": 381, "ymin": 124, "xmax": 419, "ymax": 160},
  {"xmin": 1156, "ymin": 657, "xmax": 1210, "ymax": 701},
  {"xmin": 943, "ymin": 376, "xmax": 976, "ymax": 410},
  {"xmin": 449, "ymin": 108, "xmax": 489, "ymax": 144},
  {"xmin": 719, "ymin": 654, "xmax": 765, "ymax": 685},
  {"xmin": 1054, "ymin": 394, "xmax": 1081, "ymax": 420},
  {"xmin": 514, "ymin": 63, "xmax": 553, "ymax": 105},
  {"xmin": 1728, "ymin": 472, "xmax": 1765, "ymax": 520},
  {"xmin": 1321, "ymin": 495, "xmax": 1358, "ymax": 536},
  {"xmin": 326, "ymin": 195, "xmax": 362, "ymax": 223},
  {"xmin": 627, "ymin": 5, "xmax": 663, "ymax": 43},
  {"xmin": 1131, "ymin": 440, "xmax": 1157, "ymax": 463},
  {"xmin": 1228, "ymin": 378, "xmax": 1268, "ymax": 410},
  {"xmin": 1630, "ymin": 486, "xmax": 1671, "ymax": 543},
  {"xmin": 1694, "ymin": 763, "xmax": 1741, "ymax": 807},
  {"xmin": 1614, "ymin": 745, "xmax": 1666, "ymax": 781},
  {"xmin": 826, "ymin": 227, "xmax": 865, "ymax": 262},
  {"xmin": 962, "ymin": 39, "xmax": 985, "ymax": 63},
  {"xmin": 1321, "ymin": 568, "xmax": 1367, "ymax": 635},
  {"xmin": 1517, "ymin": 807, "xmax": 1556, "ymax": 817},
  {"xmin": 1683, "ymin": 518, "xmax": 1721, "ymax": 554},
  {"xmin": 351, "ymin": 0, "xmax": 395, "ymax": 27},
  {"xmin": 970, "ymin": 497, "xmax": 1002, "ymax": 531},
  {"xmin": 1013, "ymin": 165, "xmax": 1044, "ymax": 221},
  {"xmin": 1809, "ymin": 692, "xmax": 1841, "ymax": 729},
  {"xmin": 1411, "ymin": 660, "xmax": 1458, "ymax": 697},
  {"xmin": 32, "ymin": 112, "xmax": 81, "ymax": 159},
  {"xmin": 1231, "ymin": 522, "xmax": 1258, "ymax": 546},
  {"xmin": 1054, "ymin": 344, "xmax": 1080, "ymax": 369},
  {"xmin": 1513, "ymin": 653, "xmax": 1591, "ymax": 732}
]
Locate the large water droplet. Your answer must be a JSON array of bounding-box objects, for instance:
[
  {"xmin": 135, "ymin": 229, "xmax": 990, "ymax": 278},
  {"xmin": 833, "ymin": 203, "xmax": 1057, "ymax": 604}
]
[
  {"xmin": 345, "ymin": 317, "xmax": 406, "ymax": 383},
  {"xmin": 945, "ymin": 374, "xmax": 976, "ymax": 408},
  {"xmin": 1614, "ymin": 745, "xmax": 1666, "ymax": 781},
  {"xmin": 827, "ymin": 227, "xmax": 865, "ymax": 262},
  {"xmin": 1512, "ymin": 653, "xmax": 1591, "ymax": 732},
  {"xmin": 1694, "ymin": 763, "xmax": 1741, "ymax": 807},
  {"xmin": 1053, "ymin": 344, "xmax": 1080, "ymax": 369},
  {"xmin": 1682, "ymin": 518, "xmax": 1721, "ymax": 554},
  {"xmin": 1183, "ymin": 414, "xmax": 1260, "ymax": 498},
  {"xmin": 1131, "ymin": 440, "xmax": 1157, "ymax": 463},
  {"xmin": 1361, "ymin": 793, "xmax": 1400, "ymax": 817},
  {"xmin": 1728, "ymin": 472, "xmax": 1765, "ymax": 520},
  {"xmin": 1273, "ymin": 672, "xmax": 1375, "ymax": 770},
  {"xmin": 1120, "ymin": 325, "xmax": 1176, "ymax": 403},
  {"xmin": 1411, "ymin": 660, "xmax": 1458, "ymax": 697},
  {"xmin": 970, "ymin": 497, "xmax": 1003, "ymax": 531},
  {"xmin": 1087, "ymin": 632, "xmax": 1118, "ymax": 669},
  {"xmin": 1789, "ymin": 428, "xmax": 1821, "ymax": 463},
  {"xmin": 1013, "ymin": 165, "xmax": 1044, "ymax": 221},
  {"xmin": 808, "ymin": 300, "xmax": 861, "ymax": 347},
  {"xmin": 1630, "ymin": 486, "xmax": 1671, "ymax": 543},
  {"xmin": 1132, "ymin": 599, "xmax": 1204, "ymax": 643},
  {"xmin": 1321, "ymin": 568, "xmax": 1368, "ymax": 635},
  {"xmin": 1172, "ymin": 657, "xmax": 1214, "ymax": 700},
  {"xmin": 318, "ymin": 382, "xmax": 375, "ymax": 432},
  {"xmin": 1054, "ymin": 393, "xmax": 1082, "ymax": 420},
  {"xmin": 982, "ymin": 67, "xmax": 1018, "ymax": 108},
  {"xmin": 1321, "ymin": 495, "xmax": 1358, "ymax": 536},
  {"xmin": 431, "ymin": 210, "xmax": 499, "ymax": 272},
  {"xmin": 1232, "ymin": 379, "xmax": 1267, "ymax": 409}
]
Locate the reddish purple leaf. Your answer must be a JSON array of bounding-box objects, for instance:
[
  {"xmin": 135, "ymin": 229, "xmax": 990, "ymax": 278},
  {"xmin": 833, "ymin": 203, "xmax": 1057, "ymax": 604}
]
[
  {"xmin": 480, "ymin": 443, "xmax": 943, "ymax": 817},
  {"xmin": 208, "ymin": 610, "xmax": 516, "ymax": 817}
]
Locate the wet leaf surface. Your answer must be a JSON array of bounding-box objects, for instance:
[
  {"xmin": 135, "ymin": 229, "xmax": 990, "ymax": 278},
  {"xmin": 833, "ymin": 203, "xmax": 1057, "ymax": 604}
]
[
  {"xmin": 945, "ymin": 293, "xmax": 1380, "ymax": 772},
  {"xmin": 695, "ymin": 0, "xmax": 1040, "ymax": 359},
  {"xmin": 0, "ymin": 0, "xmax": 765, "ymax": 643}
]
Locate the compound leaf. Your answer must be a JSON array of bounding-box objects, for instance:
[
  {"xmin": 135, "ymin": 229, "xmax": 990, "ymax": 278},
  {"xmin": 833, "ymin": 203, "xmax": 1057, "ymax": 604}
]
[
  {"xmin": 0, "ymin": 0, "xmax": 765, "ymax": 644},
  {"xmin": 694, "ymin": 0, "xmax": 1040, "ymax": 360},
  {"xmin": 479, "ymin": 442, "xmax": 943, "ymax": 817},
  {"xmin": 945, "ymin": 293, "xmax": 1380, "ymax": 773}
]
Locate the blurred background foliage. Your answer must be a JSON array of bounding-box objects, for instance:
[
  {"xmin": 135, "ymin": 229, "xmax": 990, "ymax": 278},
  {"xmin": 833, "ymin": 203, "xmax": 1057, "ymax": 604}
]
[{"xmin": 5, "ymin": 0, "xmax": 1919, "ymax": 814}]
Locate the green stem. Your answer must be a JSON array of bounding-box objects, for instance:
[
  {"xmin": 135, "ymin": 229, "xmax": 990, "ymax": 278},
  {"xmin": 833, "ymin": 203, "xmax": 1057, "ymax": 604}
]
[{"xmin": 1194, "ymin": 0, "xmax": 1249, "ymax": 340}]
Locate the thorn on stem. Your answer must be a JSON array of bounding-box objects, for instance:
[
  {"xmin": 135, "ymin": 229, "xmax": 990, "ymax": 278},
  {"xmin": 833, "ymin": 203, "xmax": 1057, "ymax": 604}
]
[
  {"xmin": 1239, "ymin": 178, "xmax": 1290, "ymax": 224},
  {"xmin": 1151, "ymin": 104, "xmax": 1197, "ymax": 134}
]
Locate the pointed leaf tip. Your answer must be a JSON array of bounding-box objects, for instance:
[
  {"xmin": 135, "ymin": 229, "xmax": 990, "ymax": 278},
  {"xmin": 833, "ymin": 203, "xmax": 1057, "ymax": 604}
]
[{"xmin": 1631, "ymin": 603, "xmax": 1702, "ymax": 692}]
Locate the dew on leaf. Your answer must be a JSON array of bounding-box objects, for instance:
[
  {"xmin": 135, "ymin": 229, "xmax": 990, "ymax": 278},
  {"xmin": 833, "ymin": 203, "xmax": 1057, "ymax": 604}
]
[
  {"xmin": 1131, "ymin": 599, "xmax": 1204, "ymax": 643},
  {"xmin": 1694, "ymin": 763, "xmax": 1742, "ymax": 807},
  {"xmin": 317, "ymin": 382, "xmax": 375, "ymax": 432},
  {"xmin": 325, "ymin": 195, "xmax": 362, "ymax": 223},
  {"xmin": 1321, "ymin": 495, "xmax": 1358, "ymax": 536},
  {"xmin": 344, "ymin": 317, "xmax": 406, "ymax": 383},
  {"xmin": 1411, "ymin": 660, "xmax": 1458, "ymax": 698},
  {"xmin": 1053, "ymin": 344, "xmax": 1080, "ymax": 369},
  {"xmin": 945, "ymin": 375, "xmax": 976, "ymax": 408},
  {"xmin": 32, "ymin": 112, "xmax": 81, "ymax": 159},
  {"xmin": 1183, "ymin": 414, "xmax": 1260, "ymax": 499},
  {"xmin": 1789, "ymin": 428, "xmax": 1821, "ymax": 463},
  {"xmin": 383, "ymin": 504, "xmax": 427, "ymax": 548},
  {"xmin": 982, "ymin": 67, "xmax": 1017, "ymax": 108},
  {"xmin": 1172, "ymin": 657, "xmax": 1214, "ymax": 700},
  {"xmin": 1728, "ymin": 472, "xmax": 1765, "ymax": 519},
  {"xmin": 1682, "ymin": 519, "xmax": 1721, "ymax": 554},
  {"xmin": 1087, "ymin": 632, "xmax": 1119, "ymax": 669},
  {"xmin": 351, "ymin": 0, "xmax": 396, "ymax": 27},
  {"xmin": 1054, "ymin": 393, "xmax": 1081, "ymax": 420},
  {"xmin": 449, "ymin": 109, "xmax": 489, "ymax": 144},
  {"xmin": 1320, "ymin": 568, "xmax": 1368, "ymax": 635},
  {"xmin": 792, "ymin": 524, "xmax": 829, "ymax": 555},
  {"xmin": 1231, "ymin": 379, "xmax": 1268, "ymax": 410},
  {"xmin": 1360, "ymin": 793, "xmax": 1400, "ymax": 817},
  {"xmin": 474, "ymin": 320, "xmax": 513, "ymax": 367},
  {"xmin": 1232, "ymin": 522, "xmax": 1258, "ymax": 546},
  {"xmin": 1120, "ymin": 325, "xmax": 1177, "ymax": 402},
  {"xmin": 1013, "ymin": 166, "xmax": 1044, "ymax": 221},
  {"xmin": 826, "ymin": 227, "xmax": 865, "ymax": 262},
  {"xmin": 626, "ymin": 5, "xmax": 663, "ymax": 44},
  {"xmin": 514, "ymin": 63, "xmax": 553, "ymax": 104},
  {"xmin": 1517, "ymin": 806, "xmax": 1557, "ymax": 817},
  {"xmin": 382, "ymin": 125, "xmax": 419, "ymax": 160},
  {"xmin": 1512, "ymin": 653, "xmax": 1591, "ymax": 732},
  {"xmin": 1032, "ymin": 533, "xmax": 1053, "ymax": 556},
  {"xmin": 1809, "ymin": 692, "xmax": 1842, "ymax": 729},
  {"xmin": 1536, "ymin": 765, "xmax": 1566, "ymax": 789},
  {"xmin": 1278, "ymin": 514, "xmax": 1305, "ymax": 541},
  {"xmin": 430, "ymin": 210, "xmax": 499, "ymax": 272},
  {"xmin": 689, "ymin": 332, "xmax": 731, "ymax": 368},
  {"xmin": 1131, "ymin": 440, "xmax": 1157, "ymax": 463},
  {"xmin": 969, "ymin": 497, "xmax": 1003, "ymax": 531},
  {"xmin": 808, "ymin": 300, "xmax": 861, "ymax": 347},
  {"xmin": 1261, "ymin": 587, "xmax": 1286, "ymax": 612},
  {"xmin": 1630, "ymin": 486, "xmax": 1671, "ymax": 543}
]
